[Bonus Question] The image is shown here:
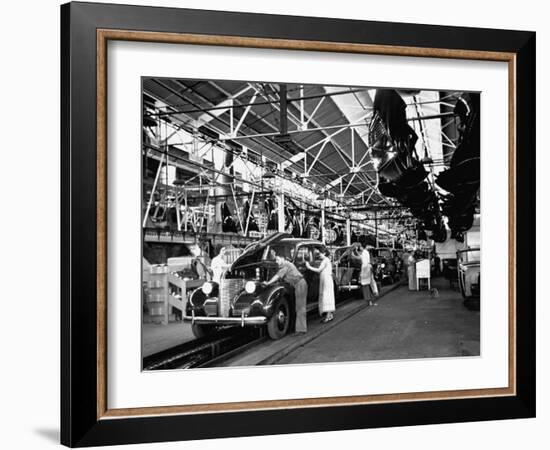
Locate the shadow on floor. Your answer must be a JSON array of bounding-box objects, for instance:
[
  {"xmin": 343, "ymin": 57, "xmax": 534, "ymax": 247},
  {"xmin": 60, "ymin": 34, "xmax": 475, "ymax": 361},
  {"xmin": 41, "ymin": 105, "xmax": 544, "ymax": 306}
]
[{"xmin": 34, "ymin": 428, "xmax": 59, "ymax": 444}]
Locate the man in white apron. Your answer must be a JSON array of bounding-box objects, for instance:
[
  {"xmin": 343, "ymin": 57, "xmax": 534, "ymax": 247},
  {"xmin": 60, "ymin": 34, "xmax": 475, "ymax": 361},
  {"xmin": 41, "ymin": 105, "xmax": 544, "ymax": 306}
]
[{"xmin": 357, "ymin": 244, "xmax": 378, "ymax": 306}]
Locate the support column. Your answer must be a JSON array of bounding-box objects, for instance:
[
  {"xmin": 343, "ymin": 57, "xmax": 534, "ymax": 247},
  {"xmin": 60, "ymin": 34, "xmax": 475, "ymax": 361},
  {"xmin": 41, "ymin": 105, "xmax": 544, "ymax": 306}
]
[
  {"xmin": 213, "ymin": 141, "xmax": 233, "ymax": 233},
  {"xmin": 321, "ymin": 196, "xmax": 326, "ymax": 244},
  {"xmin": 346, "ymin": 217, "xmax": 351, "ymax": 246},
  {"xmin": 375, "ymin": 210, "xmax": 379, "ymax": 247},
  {"xmin": 278, "ymin": 191, "xmax": 285, "ymax": 232}
]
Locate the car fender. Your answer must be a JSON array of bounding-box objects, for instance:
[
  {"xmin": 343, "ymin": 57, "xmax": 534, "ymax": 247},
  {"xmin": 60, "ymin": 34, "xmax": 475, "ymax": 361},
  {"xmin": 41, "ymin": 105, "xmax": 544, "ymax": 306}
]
[
  {"xmin": 261, "ymin": 284, "xmax": 292, "ymax": 319},
  {"xmin": 187, "ymin": 286, "xmax": 212, "ymax": 316},
  {"xmin": 263, "ymin": 284, "xmax": 291, "ymax": 309},
  {"xmin": 233, "ymin": 283, "xmax": 290, "ymax": 319}
]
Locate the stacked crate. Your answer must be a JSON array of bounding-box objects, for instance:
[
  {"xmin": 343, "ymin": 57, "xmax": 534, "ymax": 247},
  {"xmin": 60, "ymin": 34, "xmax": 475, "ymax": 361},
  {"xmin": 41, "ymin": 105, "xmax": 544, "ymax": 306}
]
[{"xmin": 145, "ymin": 264, "xmax": 169, "ymax": 324}]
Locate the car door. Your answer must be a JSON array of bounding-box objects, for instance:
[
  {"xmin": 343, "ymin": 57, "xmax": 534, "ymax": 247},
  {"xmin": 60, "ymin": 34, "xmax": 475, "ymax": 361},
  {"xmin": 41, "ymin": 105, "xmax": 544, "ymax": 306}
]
[{"xmin": 294, "ymin": 245, "xmax": 318, "ymax": 304}]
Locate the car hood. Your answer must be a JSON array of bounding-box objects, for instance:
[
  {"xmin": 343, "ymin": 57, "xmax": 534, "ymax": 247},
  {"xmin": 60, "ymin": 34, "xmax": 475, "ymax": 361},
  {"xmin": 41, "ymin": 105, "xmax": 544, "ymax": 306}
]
[{"xmin": 231, "ymin": 232, "xmax": 292, "ymax": 270}]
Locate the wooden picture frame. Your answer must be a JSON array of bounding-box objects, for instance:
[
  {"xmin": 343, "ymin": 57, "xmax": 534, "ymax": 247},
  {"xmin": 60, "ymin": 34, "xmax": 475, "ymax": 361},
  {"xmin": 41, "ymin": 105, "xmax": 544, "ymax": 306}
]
[{"xmin": 61, "ymin": 1, "xmax": 535, "ymax": 446}]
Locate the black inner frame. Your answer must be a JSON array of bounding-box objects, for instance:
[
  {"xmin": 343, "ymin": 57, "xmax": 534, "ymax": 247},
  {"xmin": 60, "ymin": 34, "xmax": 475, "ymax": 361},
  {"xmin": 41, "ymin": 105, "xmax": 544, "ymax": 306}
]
[{"xmin": 61, "ymin": 2, "xmax": 536, "ymax": 447}]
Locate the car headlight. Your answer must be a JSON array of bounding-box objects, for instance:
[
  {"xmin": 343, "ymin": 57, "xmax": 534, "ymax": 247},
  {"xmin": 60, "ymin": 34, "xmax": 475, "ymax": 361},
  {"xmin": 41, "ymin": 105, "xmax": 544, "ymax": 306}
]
[
  {"xmin": 381, "ymin": 263, "xmax": 386, "ymax": 268},
  {"xmin": 202, "ymin": 282, "xmax": 214, "ymax": 295},
  {"xmin": 245, "ymin": 281, "xmax": 256, "ymax": 294}
]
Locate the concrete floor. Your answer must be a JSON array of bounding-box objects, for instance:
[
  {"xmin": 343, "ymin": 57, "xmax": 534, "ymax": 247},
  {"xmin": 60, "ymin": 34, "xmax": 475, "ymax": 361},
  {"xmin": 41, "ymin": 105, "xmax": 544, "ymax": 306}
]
[
  {"xmin": 221, "ymin": 282, "xmax": 403, "ymax": 367},
  {"xmin": 276, "ymin": 277, "xmax": 480, "ymax": 365},
  {"xmin": 142, "ymin": 322, "xmax": 196, "ymax": 357},
  {"xmin": 141, "ymin": 277, "xmax": 480, "ymax": 364},
  {"xmin": 141, "ymin": 283, "xmax": 396, "ymax": 359}
]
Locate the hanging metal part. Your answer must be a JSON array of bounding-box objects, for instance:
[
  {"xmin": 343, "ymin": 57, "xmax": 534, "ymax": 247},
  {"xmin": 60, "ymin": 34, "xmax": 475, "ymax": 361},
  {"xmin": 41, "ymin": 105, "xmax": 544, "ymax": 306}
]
[{"xmin": 278, "ymin": 84, "xmax": 288, "ymax": 137}]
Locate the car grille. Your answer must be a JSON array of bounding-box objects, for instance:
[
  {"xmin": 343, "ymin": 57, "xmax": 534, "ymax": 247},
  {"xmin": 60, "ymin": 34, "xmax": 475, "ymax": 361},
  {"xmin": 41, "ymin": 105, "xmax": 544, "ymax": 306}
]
[
  {"xmin": 219, "ymin": 278, "xmax": 244, "ymax": 317},
  {"xmin": 232, "ymin": 302, "xmax": 251, "ymax": 317},
  {"xmin": 203, "ymin": 299, "xmax": 218, "ymax": 317}
]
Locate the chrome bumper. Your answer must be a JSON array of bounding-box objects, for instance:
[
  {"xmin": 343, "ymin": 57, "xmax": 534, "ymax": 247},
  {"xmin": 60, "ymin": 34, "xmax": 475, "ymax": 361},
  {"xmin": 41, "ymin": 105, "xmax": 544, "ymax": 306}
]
[
  {"xmin": 338, "ymin": 285, "xmax": 360, "ymax": 291},
  {"xmin": 183, "ymin": 313, "xmax": 267, "ymax": 326}
]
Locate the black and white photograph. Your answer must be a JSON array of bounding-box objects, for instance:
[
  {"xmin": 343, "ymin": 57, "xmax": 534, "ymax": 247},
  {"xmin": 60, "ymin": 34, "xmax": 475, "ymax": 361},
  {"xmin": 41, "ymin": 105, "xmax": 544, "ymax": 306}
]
[
  {"xmin": 141, "ymin": 79, "xmax": 481, "ymax": 370},
  {"xmin": 0, "ymin": 0, "xmax": 541, "ymax": 447}
]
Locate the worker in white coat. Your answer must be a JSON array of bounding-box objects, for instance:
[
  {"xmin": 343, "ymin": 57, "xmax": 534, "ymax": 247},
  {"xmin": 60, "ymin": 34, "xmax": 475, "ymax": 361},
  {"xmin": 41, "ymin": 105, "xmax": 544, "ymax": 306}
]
[
  {"xmin": 211, "ymin": 247, "xmax": 229, "ymax": 283},
  {"xmin": 354, "ymin": 243, "xmax": 378, "ymax": 306}
]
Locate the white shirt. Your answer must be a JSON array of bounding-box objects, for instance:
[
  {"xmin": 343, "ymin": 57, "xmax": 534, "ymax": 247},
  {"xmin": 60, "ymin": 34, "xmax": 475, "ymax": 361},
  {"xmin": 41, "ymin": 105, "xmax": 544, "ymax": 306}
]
[
  {"xmin": 211, "ymin": 255, "xmax": 227, "ymax": 283},
  {"xmin": 361, "ymin": 248, "xmax": 371, "ymax": 266},
  {"xmin": 360, "ymin": 249, "xmax": 372, "ymax": 285}
]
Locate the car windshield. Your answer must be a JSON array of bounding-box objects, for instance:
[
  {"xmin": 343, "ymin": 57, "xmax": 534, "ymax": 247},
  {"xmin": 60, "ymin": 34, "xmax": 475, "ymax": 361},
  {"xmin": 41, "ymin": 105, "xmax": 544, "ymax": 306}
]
[
  {"xmin": 265, "ymin": 243, "xmax": 295, "ymax": 262},
  {"xmin": 232, "ymin": 246, "xmax": 265, "ymax": 267}
]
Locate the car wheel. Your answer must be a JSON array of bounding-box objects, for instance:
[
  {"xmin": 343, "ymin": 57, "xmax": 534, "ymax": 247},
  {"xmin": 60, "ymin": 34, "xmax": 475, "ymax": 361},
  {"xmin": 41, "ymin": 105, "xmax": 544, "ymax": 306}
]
[
  {"xmin": 267, "ymin": 297, "xmax": 290, "ymax": 340},
  {"xmin": 191, "ymin": 323, "xmax": 216, "ymax": 339}
]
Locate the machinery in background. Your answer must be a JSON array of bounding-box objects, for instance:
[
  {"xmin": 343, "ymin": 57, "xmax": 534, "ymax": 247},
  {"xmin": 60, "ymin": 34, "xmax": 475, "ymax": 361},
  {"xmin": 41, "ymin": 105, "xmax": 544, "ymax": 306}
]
[
  {"xmin": 457, "ymin": 247, "xmax": 480, "ymax": 310},
  {"xmin": 369, "ymin": 89, "xmax": 447, "ymax": 243},
  {"xmin": 436, "ymin": 94, "xmax": 480, "ymax": 242}
]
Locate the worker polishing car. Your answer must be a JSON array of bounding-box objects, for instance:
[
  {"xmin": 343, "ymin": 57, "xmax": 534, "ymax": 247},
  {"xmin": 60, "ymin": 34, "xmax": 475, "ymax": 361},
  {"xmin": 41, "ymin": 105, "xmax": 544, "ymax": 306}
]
[{"xmin": 184, "ymin": 233, "xmax": 336, "ymax": 340}]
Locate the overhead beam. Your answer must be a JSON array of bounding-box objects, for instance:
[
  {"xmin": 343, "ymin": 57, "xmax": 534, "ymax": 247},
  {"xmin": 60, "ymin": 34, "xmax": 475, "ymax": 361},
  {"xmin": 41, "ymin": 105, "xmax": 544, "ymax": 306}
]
[
  {"xmin": 195, "ymin": 85, "xmax": 252, "ymax": 127},
  {"xmin": 232, "ymin": 92, "xmax": 258, "ymax": 137}
]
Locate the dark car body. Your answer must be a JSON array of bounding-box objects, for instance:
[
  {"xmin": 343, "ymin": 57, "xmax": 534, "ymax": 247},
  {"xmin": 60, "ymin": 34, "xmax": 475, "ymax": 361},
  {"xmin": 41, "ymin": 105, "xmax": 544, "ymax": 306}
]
[
  {"xmin": 332, "ymin": 246, "xmax": 362, "ymax": 293},
  {"xmin": 183, "ymin": 233, "xmax": 329, "ymax": 339},
  {"xmin": 371, "ymin": 247, "xmax": 399, "ymax": 284}
]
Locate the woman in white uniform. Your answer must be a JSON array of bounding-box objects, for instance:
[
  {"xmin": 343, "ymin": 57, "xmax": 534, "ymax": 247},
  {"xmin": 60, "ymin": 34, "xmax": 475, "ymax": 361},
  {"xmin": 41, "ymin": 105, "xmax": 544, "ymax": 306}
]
[{"xmin": 306, "ymin": 248, "xmax": 336, "ymax": 323}]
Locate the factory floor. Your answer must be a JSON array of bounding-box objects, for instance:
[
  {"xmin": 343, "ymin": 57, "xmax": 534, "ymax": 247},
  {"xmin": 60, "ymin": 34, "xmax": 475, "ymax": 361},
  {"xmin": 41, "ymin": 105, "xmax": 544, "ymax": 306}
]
[
  {"xmin": 142, "ymin": 322, "xmax": 195, "ymax": 357},
  {"xmin": 276, "ymin": 276, "xmax": 480, "ymax": 365},
  {"xmin": 142, "ymin": 276, "xmax": 479, "ymax": 364},
  {"xmin": 221, "ymin": 276, "xmax": 479, "ymax": 367}
]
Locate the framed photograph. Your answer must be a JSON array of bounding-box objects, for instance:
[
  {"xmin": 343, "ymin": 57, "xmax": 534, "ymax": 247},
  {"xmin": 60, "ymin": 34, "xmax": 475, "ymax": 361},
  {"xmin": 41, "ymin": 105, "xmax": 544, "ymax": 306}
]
[{"xmin": 61, "ymin": 1, "xmax": 536, "ymax": 447}]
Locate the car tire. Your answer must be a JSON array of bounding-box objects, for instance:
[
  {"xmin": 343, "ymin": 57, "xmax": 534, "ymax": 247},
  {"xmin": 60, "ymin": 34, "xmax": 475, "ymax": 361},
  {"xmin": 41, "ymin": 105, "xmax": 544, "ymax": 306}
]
[
  {"xmin": 267, "ymin": 297, "xmax": 290, "ymax": 340},
  {"xmin": 191, "ymin": 323, "xmax": 216, "ymax": 339}
]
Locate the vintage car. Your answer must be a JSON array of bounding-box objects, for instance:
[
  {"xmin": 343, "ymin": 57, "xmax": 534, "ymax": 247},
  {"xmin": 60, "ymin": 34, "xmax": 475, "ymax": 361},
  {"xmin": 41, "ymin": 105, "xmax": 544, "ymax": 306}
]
[
  {"xmin": 371, "ymin": 247, "xmax": 400, "ymax": 285},
  {"xmin": 332, "ymin": 246, "xmax": 362, "ymax": 293},
  {"xmin": 457, "ymin": 247, "xmax": 480, "ymax": 310},
  {"xmin": 184, "ymin": 233, "xmax": 333, "ymax": 340}
]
